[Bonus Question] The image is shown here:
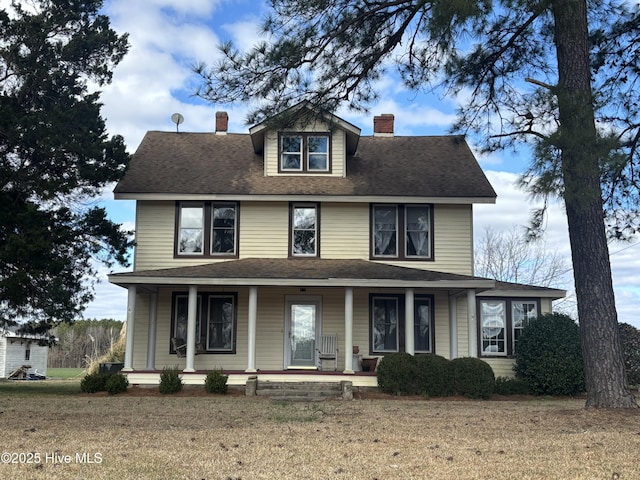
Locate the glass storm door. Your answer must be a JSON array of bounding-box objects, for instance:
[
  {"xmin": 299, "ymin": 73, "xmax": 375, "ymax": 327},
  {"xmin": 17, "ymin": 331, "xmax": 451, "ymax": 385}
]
[{"xmin": 286, "ymin": 299, "xmax": 320, "ymax": 368}]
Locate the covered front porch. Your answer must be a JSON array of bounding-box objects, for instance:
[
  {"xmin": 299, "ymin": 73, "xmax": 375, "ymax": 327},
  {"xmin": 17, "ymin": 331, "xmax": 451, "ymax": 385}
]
[{"xmin": 109, "ymin": 258, "xmax": 494, "ymax": 386}]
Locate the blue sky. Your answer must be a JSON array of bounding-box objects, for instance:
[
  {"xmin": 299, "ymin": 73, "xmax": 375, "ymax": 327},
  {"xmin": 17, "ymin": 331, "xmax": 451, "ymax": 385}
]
[{"xmin": 84, "ymin": 0, "xmax": 640, "ymax": 328}]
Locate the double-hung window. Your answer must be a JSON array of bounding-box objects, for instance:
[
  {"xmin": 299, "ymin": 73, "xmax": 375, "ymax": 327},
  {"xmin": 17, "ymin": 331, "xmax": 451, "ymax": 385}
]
[
  {"xmin": 479, "ymin": 298, "xmax": 539, "ymax": 356},
  {"xmin": 280, "ymin": 134, "xmax": 330, "ymax": 172},
  {"xmin": 171, "ymin": 292, "xmax": 237, "ymax": 354},
  {"xmin": 370, "ymin": 294, "xmax": 434, "ymax": 354},
  {"xmin": 176, "ymin": 202, "xmax": 238, "ymax": 257},
  {"xmin": 371, "ymin": 204, "xmax": 433, "ymax": 260},
  {"xmin": 290, "ymin": 203, "xmax": 319, "ymax": 257}
]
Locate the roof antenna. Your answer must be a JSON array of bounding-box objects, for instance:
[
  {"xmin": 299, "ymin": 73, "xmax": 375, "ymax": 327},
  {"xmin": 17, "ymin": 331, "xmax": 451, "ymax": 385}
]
[{"xmin": 171, "ymin": 113, "xmax": 184, "ymax": 133}]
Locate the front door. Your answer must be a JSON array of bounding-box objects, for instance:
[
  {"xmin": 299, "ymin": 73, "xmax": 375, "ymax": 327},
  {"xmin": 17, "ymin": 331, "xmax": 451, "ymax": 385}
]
[{"xmin": 285, "ymin": 296, "xmax": 321, "ymax": 368}]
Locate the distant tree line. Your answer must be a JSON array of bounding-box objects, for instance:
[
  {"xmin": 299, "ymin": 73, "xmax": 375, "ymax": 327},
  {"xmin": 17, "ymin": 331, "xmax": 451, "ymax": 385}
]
[{"xmin": 48, "ymin": 319, "xmax": 124, "ymax": 368}]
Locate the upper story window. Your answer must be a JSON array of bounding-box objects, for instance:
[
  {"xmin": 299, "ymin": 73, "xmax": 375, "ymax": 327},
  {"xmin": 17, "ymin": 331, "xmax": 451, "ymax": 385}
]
[
  {"xmin": 290, "ymin": 203, "xmax": 319, "ymax": 257},
  {"xmin": 371, "ymin": 204, "xmax": 433, "ymax": 260},
  {"xmin": 479, "ymin": 298, "xmax": 539, "ymax": 357},
  {"xmin": 176, "ymin": 202, "xmax": 238, "ymax": 258},
  {"xmin": 280, "ymin": 134, "xmax": 330, "ymax": 172}
]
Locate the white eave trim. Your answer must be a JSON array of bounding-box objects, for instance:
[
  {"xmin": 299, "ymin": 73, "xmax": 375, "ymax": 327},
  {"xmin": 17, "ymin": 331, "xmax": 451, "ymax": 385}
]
[
  {"xmin": 113, "ymin": 193, "xmax": 497, "ymax": 205},
  {"xmin": 477, "ymin": 288, "xmax": 567, "ymax": 299}
]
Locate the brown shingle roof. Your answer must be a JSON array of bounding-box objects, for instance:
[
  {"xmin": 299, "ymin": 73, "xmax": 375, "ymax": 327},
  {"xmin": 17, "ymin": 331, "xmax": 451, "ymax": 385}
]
[
  {"xmin": 114, "ymin": 132, "xmax": 496, "ymax": 199},
  {"xmin": 109, "ymin": 258, "xmax": 495, "ymax": 289}
]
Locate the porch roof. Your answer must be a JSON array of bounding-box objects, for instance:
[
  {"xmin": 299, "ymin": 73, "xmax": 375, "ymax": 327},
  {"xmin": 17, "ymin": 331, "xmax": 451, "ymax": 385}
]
[{"xmin": 108, "ymin": 258, "xmax": 496, "ymax": 290}]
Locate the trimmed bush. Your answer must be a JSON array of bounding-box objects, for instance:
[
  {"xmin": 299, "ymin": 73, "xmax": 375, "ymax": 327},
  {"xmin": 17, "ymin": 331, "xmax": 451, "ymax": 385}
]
[
  {"xmin": 415, "ymin": 353, "xmax": 452, "ymax": 397},
  {"xmin": 514, "ymin": 313, "xmax": 585, "ymax": 396},
  {"xmin": 80, "ymin": 373, "xmax": 109, "ymax": 393},
  {"xmin": 494, "ymin": 376, "xmax": 530, "ymax": 396},
  {"xmin": 159, "ymin": 366, "xmax": 183, "ymax": 394},
  {"xmin": 619, "ymin": 323, "xmax": 640, "ymax": 387},
  {"xmin": 105, "ymin": 372, "xmax": 129, "ymax": 395},
  {"xmin": 450, "ymin": 357, "xmax": 495, "ymax": 399},
  {"xmin": 204, "ymin": 368, "xmax": 228, "ymax": 394},
  {"xmin": 376, "ymin": 353, "xmax": 419, "ymax": 395}
]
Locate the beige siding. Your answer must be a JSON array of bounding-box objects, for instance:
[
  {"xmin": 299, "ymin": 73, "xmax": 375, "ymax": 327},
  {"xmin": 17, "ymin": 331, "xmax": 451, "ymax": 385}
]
[
  {"xmin": 432, "ymin": 204, "xmax": 473, "ymax": 275},
  {"xmin": 134, "ymin": 201, "xmax": 176, "ymax": 270},
  {"xmin": 456, "ymin": 296, "xmax": 470, "ymax": 357},
  {"xmin": 263, "ymin": 121, "xmax": 346, "ymax": 177},
  {"xmin": 129, "ymin": 286, "xmax": 462, "ymax": 373},
  {"xmin": 321, "ymin": 203, "xmax": 369, "ymax": 259},
  {"xmin": 239, "ymin": 202, "xmax": 289, "ymax": 258},
  {"xmin": 483, "ymin": 358, "xmax": 516, "ymax": 378}
]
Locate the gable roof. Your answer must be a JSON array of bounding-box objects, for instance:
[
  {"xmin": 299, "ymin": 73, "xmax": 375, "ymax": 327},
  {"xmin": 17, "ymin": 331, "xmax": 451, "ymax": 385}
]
[{"xmin": 114, "ymin": 132, "xmax": 497, "ymax": 201}]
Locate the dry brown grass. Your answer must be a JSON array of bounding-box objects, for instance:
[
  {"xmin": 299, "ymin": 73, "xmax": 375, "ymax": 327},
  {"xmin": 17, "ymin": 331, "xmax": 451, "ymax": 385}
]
[{"xmin": 0, "ymin": 382, "xmax": 639, "ymax": 479}]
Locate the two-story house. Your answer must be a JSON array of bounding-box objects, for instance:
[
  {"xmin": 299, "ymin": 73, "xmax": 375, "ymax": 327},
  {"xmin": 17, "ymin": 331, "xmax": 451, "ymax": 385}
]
[{"xmin": 109, "ymin": 103, "xmax": 564, "ymax": 388}]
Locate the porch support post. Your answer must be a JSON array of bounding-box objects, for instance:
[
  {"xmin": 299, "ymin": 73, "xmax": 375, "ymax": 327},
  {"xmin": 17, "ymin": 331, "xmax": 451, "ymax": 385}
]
[
  {"xmin": 343, "ymin": 287, "xmax": 354, "ymax": 374},
  {"xmin": 123, "ymin": 285, "xmax": 136, "ymax": 371},
  {"xmin": 184, "ymin": 285, "xmax": 198, "ymax": 373},
  {"xmin": 405, "ymin": 288, "xmax": 415, "ymax": 355},
  {"xmin": 449, "ymin": 295, "xmax": 458, "ymax": 359},
  {"xmin": 246, "ymin": 286, "xmax": 258, "ymax": 372},
  {"xmin": 467, "ymin": 289, "xmax": 477, "ymax": 357},
  {"xmin": 146, "ymin": 292, "xmax": 158, "ymax": 370}
]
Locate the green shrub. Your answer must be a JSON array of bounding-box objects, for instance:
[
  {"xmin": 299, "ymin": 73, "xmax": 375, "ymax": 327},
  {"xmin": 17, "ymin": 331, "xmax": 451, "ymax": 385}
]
[
  {"xmin": 450, "ymin": 357, "xmax": 495, "ymax": 399},
  {"xmin": 494, "ymin": 376, "xmax": 530, "ymax": 395},
  {"xmin": 619, "ymin": 323, "xmax": 640, "ymax": 387},
  {"xmin": 105, "ymin": 373, "xmax": 129, "ymax": 395},
  {"xmin": 415, "ymin": 354, "xmax": 452, "ymax": 397},
  {"xmin": 204, "ymin": 368, "xmax": 228, "ymax": 394},
  {"xmin": 376, "ymin": 353, "xmax": 419, "ymax": 395},
  {"xmin": 159, "ymin": 366, "xmax": 183, "ymax": 394},
  {"xmin": 514, "ymin": 313, "xmax": 585, "ymax": 396},
  {"xmin": 80, "ymin": 373, "xmax": 109, "ymax": 393}
]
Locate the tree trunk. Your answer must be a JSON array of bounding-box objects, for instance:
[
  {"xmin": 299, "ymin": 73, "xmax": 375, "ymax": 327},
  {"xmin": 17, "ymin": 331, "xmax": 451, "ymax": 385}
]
[{"xmin": 552, "ymin": 0, "xmax": 637, "ymax": 408}]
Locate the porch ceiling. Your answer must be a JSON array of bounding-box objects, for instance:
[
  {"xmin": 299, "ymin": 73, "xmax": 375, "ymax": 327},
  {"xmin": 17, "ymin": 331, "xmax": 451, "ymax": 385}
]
[{"xmin": 108, "ymin": 258, "xmax": 496, "ymax": 290}]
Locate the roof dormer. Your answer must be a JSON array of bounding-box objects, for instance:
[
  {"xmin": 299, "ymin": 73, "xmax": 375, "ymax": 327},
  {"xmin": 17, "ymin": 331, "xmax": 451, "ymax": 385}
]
[{"xmin": 249, "ymin": 102, "xmax": 361, "ymax": 178}]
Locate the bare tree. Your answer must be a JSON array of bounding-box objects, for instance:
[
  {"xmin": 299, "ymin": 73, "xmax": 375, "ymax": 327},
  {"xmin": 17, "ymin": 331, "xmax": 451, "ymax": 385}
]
[{"xmin": 475, "ymin": 226, "xmax": 569, "ymax": 288}]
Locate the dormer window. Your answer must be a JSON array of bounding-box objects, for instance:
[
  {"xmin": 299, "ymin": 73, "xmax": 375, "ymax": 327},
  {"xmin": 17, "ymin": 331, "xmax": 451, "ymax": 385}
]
[{"xmin": 279, "ymin": 134, "xmax": 330, "ymax": 173}]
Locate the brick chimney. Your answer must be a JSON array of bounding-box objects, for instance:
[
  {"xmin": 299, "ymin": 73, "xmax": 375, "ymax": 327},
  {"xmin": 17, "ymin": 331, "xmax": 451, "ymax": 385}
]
[
  {"xmin": 215, "ymin": 111, "xmax": 228, "ymax": 134},
  {"xmin": 373, "ymin": 114, "xmax": 394, "ymax": 136}
]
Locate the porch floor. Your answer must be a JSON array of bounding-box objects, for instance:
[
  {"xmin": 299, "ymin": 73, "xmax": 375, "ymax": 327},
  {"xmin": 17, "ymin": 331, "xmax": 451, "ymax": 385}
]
[{"xmin": 123, "ymin": 369, "xmax": 379, "ymax": 388}]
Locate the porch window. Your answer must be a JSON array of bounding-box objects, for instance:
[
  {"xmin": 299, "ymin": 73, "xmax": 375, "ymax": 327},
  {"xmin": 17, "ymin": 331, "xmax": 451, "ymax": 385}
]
[
  {"xmin": 372, "ymin": 297, "xmax": 399, "ymax": 352},
  {"xmin": 173, "ymin": 295, "xmax": 202, "ymax": 345},
  {"xmin": 279, "ymin": 133, "xmax": 331, "ymax": 172},
  {"xmin": 171, "ymin": 292, "xmax": 237, "ymax": 354},
  {"xmin": 207, "ymin": 296, "xmax": 235, "ymax": 351},
  {"xmin": 479, "ymin": 298, "xmax": 540, "ymax": 357},
  {"xmin": 414, "ymin": 298, "xmax": 433, "ymax": 353},
  {"xmin": 512, "ymin": 301, "xmax": 538, "ymax": 352},
  {"xmin": 175, "ymin": 202, "xmax": 239, "ymax": 258},
  {"xmin": 370, "ymin": 294, "xmax": 435, "ymax": 355},
  {"xmin": 371, "ymin": 204, "xmax": 433, "ymax": 260},
  {"xmin": 480, "ymin": 300, "xmax": 506, "ymax": 356},
  {"xmin": 290, "ymin": 203, "xmax": 319, "ymax": 257}
]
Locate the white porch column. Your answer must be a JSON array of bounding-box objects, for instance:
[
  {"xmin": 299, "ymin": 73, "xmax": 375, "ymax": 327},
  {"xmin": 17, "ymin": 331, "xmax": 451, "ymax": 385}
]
[
  {"xmin": 123, "ymin": 285, "xmax": 136, "ymax": 371},
  {"xmin": 449, "ymin": 295, "xmax": 458, "ymax": 359},
  {"xmin": 343, "ymin": 287, "xmax": 354, "ymax": 374},
  {"xmin": 184, "ymin": 285, "xmax": 198, "ymax": 372},
  {"xmin": 146, "ymin": 292, "xmax": 158, "ymax": 370},
  {"xmin": 246, "ymin": 286, "xmax": 258, "ymax": 372},
  {"xmin": 405, "ymin": 288, "xmax": 415, "ymax": 355},
  {"xmin": 467, "ymin": 289, "xmax": 477, "ymax": 357}
]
